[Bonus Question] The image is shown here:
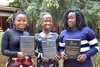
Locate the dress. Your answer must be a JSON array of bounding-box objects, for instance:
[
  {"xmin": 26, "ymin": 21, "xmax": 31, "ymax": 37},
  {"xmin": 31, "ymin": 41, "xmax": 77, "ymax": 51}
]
[
  {"xmin": 1, "ymin": 28, "xmax": 35, "ymax": 67},
  {"xmin": 35, "ymin": 33, "xmax": 59, "ymax": 67},
  {"xmin": 59, "ymin": 27, "xmax": 99, "ymax": 67}
]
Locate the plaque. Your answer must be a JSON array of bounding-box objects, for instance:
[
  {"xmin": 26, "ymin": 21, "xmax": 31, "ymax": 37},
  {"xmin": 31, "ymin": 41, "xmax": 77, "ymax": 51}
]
[
  {"xmin": 65, "ymin": 39, "xmax": 81, "ymax": 59},
  {"xmin": 42, "ymin": 40, "xmax": 57, "ymax": 59},
  {"xmin": 20, "ymin": 36, "xmax": 35, "ymax": 56}
]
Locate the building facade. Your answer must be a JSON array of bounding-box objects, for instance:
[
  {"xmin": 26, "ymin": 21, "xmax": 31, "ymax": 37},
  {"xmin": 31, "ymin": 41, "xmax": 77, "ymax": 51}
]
[{"xmin": 0, "ymin": 5, "xmax": 19, "ymax": 31}]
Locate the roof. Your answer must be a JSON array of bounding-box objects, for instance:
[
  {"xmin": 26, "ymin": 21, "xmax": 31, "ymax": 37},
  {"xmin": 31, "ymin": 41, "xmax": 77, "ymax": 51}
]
[{"xmin": 0, "ymin": 5, "xmax": 19, "ymax": 12}]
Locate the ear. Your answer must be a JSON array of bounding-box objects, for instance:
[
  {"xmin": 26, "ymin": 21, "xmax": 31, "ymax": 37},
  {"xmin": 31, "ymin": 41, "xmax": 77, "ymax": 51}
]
[{"xmin": 40, "ymin": 21, "xmax": 43, "ymax": 26}]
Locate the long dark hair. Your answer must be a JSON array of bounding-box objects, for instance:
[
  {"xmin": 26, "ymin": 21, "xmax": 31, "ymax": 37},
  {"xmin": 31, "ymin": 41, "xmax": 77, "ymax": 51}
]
[{"xmin": 63, "ymin": 9, "xmax": 86, "ymax": 30}]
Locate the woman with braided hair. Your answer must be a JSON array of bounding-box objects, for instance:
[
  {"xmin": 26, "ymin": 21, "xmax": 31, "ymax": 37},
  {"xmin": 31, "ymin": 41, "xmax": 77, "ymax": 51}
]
[
  {"xmin": 59, "ymin": 9, "xmax": 99, "ymax": 67},
  {"xmin": 1, "ymin": 9, "xmax": 35, "ymax": 67}
]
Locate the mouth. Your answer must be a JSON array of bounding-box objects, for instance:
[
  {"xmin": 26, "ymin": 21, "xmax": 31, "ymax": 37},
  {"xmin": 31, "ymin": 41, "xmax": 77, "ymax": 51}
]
[
  {"xmin": 45, "ymin": 25, "xmax": 52, "ymax": 28},
  {"xmin": 19, "ymin": 24, "xmax": 25, "ymax": 28},
  {"xmin": 68, "ymin": 23, "xmax": 72, "ymax": 26}
]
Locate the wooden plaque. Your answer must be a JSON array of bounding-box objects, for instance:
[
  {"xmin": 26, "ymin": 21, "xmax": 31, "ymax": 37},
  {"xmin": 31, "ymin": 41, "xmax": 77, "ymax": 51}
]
[
  {"xmin": 20, "ymin": 36, "xmax": 35, "ymax": 56},
  {"xmin": 65, "ymin": 39, "xmax": 81, "ymax": 59},
  {"xmin": 42, "ymin": 40, "xmax": 57, "ymax": 59}
]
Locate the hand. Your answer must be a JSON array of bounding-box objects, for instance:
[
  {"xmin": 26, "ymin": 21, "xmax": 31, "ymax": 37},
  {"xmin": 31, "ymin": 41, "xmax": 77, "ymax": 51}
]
[
  {"xmin": 52, "ymin": 54, "xmax": 61, "ymax": 61},
  {"xmin": 61, "ymin": 52, "xmax": 68, "ymax": 60},
  {"xmin": 17, "ymin": 52, "xmax": 25, "ymax": 58},
  {"xmin": 41, "ymin": 53, "xmax": 49, "ymax": 62},
  {"xmin": 77, "ymin": 54, "xmax": 87, "ymax": 62},
  {"xmin": 31, "ymin": 55, "xmax": 36, "ymax": 58}
]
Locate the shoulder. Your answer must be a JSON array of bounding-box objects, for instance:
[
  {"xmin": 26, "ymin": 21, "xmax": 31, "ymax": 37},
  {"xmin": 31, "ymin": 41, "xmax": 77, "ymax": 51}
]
[
  {"xmin": 82, "ymin": 27, "xmax": 94, "ymax": 33},
  {"xmin": 35, "ymin": 33, "xmax": 40, "ymax": 37},
  {"xmin": 2, "ymin": 29, "xmax": 13, "ymax": 38},
  {"xmin": 51, "ymin": 32, "xmax": 58, "ymax": 36},
  {"xmin": 60, "ymin": 30, "xmax": 67, "ymax": 35},
  {"xmin": 51, "ymin": 32, "xmax": 58, "ymax": 39},
  {"xmin": 35, "ymin": 33, "xmax": 41, "ymax": 39},
  {"xmin": 23, "ymin": 31, "xmax": 30, "ymax": 35},
  {"xmin": 3, "ymin": 29, "xmax": 13, "ymax": 35},
  {"xmin": 82, "ymin": 27, "xmax": 91, "ymax": 30}
]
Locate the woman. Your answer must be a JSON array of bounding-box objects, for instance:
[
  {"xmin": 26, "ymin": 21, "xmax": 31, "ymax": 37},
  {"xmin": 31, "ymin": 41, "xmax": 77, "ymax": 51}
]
[
  {"xmin": 1, "ymin": 9, "xmax": 35, "ymax": 67},
  {"xmin": 59, "ymin": 9, "xmax": 99, "ymax": 67},
  {"xmin": 35, "ymin": 12, "xmax": 60, "ymax": 67}
]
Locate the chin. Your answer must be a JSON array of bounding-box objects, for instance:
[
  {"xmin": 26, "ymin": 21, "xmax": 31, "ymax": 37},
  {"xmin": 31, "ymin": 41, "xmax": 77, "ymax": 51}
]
[
  {"xmin": 45, "ymin": 28, "xmax": 51, "ymax": 30},
  {"xmin": 19, "ymin": 28, "xmax": 24, "ymax": 30}
]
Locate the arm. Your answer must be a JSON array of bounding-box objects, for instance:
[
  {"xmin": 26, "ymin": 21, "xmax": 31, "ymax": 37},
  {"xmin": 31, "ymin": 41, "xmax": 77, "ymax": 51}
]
[
  {"xmin": 77, "ymin": 28, "xmax": 99, "ymax": 62},
  {"xmin": 59, "ymin": 32, "xmax": 65, "ymax": 54},
  {"xmin": 59, "ymin": 31, "xmax": 67, "ymax": 60},
  {"xmin": 85, "ymin": 29, "xmax": 99, "ymax": 58},
  {"xmin": 1, "ymin": 31, "xmax": 18, "ymax": 57},
  {"xmin": 34, "ymin": 35, "xmax": 41, "ymax": 58}
]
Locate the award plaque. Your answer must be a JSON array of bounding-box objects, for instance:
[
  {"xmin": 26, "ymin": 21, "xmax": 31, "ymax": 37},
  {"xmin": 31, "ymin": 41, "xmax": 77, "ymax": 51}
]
[
  {"xmin": 65, "ymin": 39, "xmax": 81, "ymax": 59},
  {"xmin": 20, "ymin": 36, "xmax": 35, "ymax": 56},
  {"xmin": 42, "ymin": 40, "xmax": 57, "ymax": 59}
]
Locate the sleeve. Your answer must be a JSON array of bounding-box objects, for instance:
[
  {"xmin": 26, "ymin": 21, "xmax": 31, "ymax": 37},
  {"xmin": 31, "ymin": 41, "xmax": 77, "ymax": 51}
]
[
  {"xmin": 1, "ymin": 31, "xmax": 18, "ymax": 57},
  {"xmin": 53, "ymin": 33, "xmax": 60, "ymax": 54},
  {"xmin": 34, "ymin": 33, "xmax": 41, "ymax": 58},
  {"xmin": 59, "ymin": 31, "xmax": 65, "ymax": 54},
  {"xmin": 85, "ymin": 28, "xmax": 99, "ymax": 58}
]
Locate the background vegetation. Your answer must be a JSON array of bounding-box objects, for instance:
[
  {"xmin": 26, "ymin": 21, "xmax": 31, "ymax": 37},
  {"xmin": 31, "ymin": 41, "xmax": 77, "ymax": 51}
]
[{"xmin": 0, "ymin": 0, "xmax": 100, "ymax": 67}]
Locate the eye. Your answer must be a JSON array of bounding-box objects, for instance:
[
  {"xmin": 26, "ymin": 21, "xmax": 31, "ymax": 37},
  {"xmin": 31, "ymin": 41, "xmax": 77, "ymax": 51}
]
[
  {"xmin": 17, "ymin": 20, "xmax": 21, "ymax": 22},
  {"xmin": 23, "ymin": 20, "xmax": 26, "ymax": 22}
]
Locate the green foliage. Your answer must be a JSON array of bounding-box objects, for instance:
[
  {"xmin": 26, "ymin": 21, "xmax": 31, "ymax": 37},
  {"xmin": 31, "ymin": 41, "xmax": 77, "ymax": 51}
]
[
  {"xmin": 4, "ymin": 0, "xmax": 100, "ymax": 67},
  {"xmin": 81, "ymin": 1, "xmax": 100, "ymax": 38},
  {"xmin": 8, "ymin": 0, "xmax": 21, "ymax": 8}
]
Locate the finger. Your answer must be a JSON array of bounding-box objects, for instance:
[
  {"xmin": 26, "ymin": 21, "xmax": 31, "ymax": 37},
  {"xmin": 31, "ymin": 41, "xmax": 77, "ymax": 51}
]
[
  {"xmin": 45, "ymin": 58, "xmax": 49, "ymax": 62},
  {"xmin": 42, "ymin": 58, "xmax": 45, "ymax": 62},
  {"xmin": 23, "ymin": 53, "xmax": 27, "ymax": 56},
  {"xmin": 31, "ymin": 56, "xmax": 36, "ymax": 58}
]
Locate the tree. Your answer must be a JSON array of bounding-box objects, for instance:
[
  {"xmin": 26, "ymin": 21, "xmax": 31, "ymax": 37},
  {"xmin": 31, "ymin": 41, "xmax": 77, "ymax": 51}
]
[{"xmin": 8, "ymin": 0, "xmax": 100, "ymax": 37}]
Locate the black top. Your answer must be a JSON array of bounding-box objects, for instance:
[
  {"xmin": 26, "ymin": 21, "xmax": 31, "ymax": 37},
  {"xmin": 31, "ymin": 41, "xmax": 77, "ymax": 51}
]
[
  {"xmin": 1, "ymin": 28, "xmax": 29, "ymax": 58},
  {"xmin": 35, "ymin": 33, "xmax": 59, "ymax": 67},
  {"xmin": 35, "ymin": 33, "xmax": 58, "ymax": 53}
]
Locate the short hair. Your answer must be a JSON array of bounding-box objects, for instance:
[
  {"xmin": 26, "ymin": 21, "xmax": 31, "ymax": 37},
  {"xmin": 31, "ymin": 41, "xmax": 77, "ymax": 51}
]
[
  {"xmin": 40, "ymin": 12, "xmax": 52, "ymax": 21},
  {"xmin": 63, "ymin": 9, "xmax": 86, "ymax": 30}
]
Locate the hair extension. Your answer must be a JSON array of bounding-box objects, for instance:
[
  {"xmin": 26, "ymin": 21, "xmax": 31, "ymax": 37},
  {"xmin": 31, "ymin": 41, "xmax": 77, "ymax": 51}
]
[{"xmin": 63, "ymin": 9, "xmax": 86, "ymax": 30}]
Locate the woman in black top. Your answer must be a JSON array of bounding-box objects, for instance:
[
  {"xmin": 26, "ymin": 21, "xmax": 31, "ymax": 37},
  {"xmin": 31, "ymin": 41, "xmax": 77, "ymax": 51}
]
[
  {"xmin": 35, "ymin": 12, "xmax": 61, "ymax": 67},
  {"xmin": 1, "ymin": 9, "xmax": 35, "ymax": 67}
]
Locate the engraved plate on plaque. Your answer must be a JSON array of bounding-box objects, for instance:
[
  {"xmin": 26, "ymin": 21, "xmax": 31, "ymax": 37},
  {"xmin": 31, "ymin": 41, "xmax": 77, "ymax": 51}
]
[
  {"xmin": 20, "ymin": 36, "xmax": 35, "ymax": 56},
  {"xmin": 65, "ymin": 39, "xmax": 81, "ymax": 59},
  {"xmin": 42, "ymin": 40, "xmax": 57, "ymax": 59}
]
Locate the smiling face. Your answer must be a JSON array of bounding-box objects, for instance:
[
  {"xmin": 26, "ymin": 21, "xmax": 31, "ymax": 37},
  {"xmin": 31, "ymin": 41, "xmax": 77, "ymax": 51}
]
[
  {"xmin": 41, "ymin": 15, "xmax": 53, "ymax": 31},
  {"xmin": 14, "ymin": 14, "xmax": 27, "ymax": 31},
  {"xmin": 67, "ymin": 12, "xmax": 77, "ymax": 30}
]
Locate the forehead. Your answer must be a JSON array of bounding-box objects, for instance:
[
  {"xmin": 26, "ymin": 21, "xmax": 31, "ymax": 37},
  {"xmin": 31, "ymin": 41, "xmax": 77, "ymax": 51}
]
[
  {"xmin": 68, "ymin": 12, "xmax": 76, "ymax": 16},
  {"xmin": 42, "ymin": 15, "xmax": 52, "ymax": 20},
  {"xmin": 15, "ymin": 14, "xmax": 26, "ymax": 18}
]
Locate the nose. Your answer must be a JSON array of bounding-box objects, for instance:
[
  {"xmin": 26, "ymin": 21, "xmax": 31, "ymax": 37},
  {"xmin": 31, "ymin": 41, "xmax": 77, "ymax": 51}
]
[
  {"xmin": 68, "ymin": 19, "xmax": 71, "ymax": 22},
  {"xmin": 20, "ymin": 21, "xmax": 24, "ymax": 24},
  {"xmin": 47, "ymin": 22, "xmax": 50, "ymax": 24}
]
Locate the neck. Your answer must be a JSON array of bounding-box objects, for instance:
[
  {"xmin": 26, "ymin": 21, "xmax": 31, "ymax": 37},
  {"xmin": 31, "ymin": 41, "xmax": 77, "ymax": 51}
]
[
  {"xmin": 70, "ymin": 26, "xmax": 77, "ymax": 31},
  {"xmin": 42, "ymin": 29, "xmax": 50, "ymax": 34},
  {"xmin": 41, "ymin": 29, "xmax": 52, "ymax": 38},
  {"xmin": 16, "ymin": 27, "xmax": 24, "ymax": 31}
]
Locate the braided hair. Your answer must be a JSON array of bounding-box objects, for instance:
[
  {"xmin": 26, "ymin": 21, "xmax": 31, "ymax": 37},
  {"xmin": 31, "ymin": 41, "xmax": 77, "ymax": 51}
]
[{"xmin": 63, "ymin": 9, "xmax": 86, "ymax": 30}]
